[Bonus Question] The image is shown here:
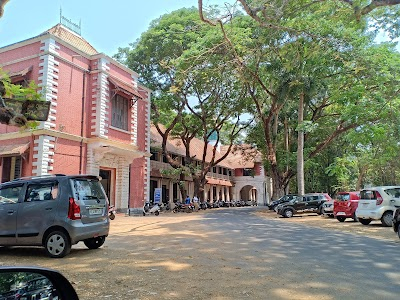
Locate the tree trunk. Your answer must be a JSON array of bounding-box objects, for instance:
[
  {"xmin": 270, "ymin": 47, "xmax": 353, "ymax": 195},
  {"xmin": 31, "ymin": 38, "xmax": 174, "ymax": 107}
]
[
  {"xmin": 356, "ymin": 166, "xmax": 367, "ymax": 190},
  {"xmin": 193, "ymin": 176, "xmax": 206, "ymax": 201},
  {"xmin": 284, "ymin": 116, "xmax": 290, "ymax": 194},
  {"xmin": 297, "ymin": 92, "xmax": 305, "ymax": 195}
]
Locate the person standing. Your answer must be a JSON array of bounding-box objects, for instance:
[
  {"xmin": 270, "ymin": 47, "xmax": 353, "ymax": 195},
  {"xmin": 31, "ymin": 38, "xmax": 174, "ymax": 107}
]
[
  {"xmin": 192, "ymin": 195, "xmax": 199, "ymax": 211},
  {"xmin": 185, "ymin": 195, "xmax": 191, "ymax": 205}
]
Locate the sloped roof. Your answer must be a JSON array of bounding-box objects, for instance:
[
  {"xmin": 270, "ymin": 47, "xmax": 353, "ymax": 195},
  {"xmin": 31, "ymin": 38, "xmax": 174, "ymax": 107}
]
[
  {"xmin": 150, "ymin": 125, "xmax": 258, "ymax": 169},
  {"xmin": 41, "ymin": 24, "xmax": 98, "ymax": 55}
]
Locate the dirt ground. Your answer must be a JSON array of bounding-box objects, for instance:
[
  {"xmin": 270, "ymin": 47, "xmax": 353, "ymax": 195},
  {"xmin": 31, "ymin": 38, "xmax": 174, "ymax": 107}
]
[
  {"xmin": 1, "ymin": 208, "xmax": 398, "ymax": 299},
  {"xmin": 257, "ymin": 209, "xmax": 396, "ymax": 241}
]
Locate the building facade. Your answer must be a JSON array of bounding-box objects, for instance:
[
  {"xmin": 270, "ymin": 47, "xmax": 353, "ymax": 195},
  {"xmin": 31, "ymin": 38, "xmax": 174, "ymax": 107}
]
[
  {"xmin": 149, "ymin": 125, "xmax": 272, "ymax": 206},
  {"xmin": 0, "ymin": 23, "xmax": 151, "ymax": 212}
]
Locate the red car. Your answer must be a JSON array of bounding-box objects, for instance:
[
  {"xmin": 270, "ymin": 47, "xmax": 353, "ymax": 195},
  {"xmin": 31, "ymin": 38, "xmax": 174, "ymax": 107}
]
[{"xmin": 333, "ymin": 191, "xmax": 361, "ymax": 222}]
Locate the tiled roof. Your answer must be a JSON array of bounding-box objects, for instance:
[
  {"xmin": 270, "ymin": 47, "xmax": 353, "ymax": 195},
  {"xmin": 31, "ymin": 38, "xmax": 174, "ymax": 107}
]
[
  {"xmin": 41, "ymin": 24, "xmax": 98, "ymax": 55},
  {"xmin": 150, "ymin": 125, "xmax": 258, "ymax": 169}
]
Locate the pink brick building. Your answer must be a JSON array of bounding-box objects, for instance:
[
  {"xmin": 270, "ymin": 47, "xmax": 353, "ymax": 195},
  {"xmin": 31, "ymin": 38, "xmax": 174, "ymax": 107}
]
[{"xmin": 0, "ymin": 23, "xmax": 150, "ymax": 212}]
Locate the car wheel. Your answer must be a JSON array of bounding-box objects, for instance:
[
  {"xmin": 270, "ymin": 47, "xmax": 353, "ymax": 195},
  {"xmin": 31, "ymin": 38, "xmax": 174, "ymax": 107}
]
[
  {"xmin": 381, "ymin": 211, "xmax": 393, "ymax": 227},
  {"xmin": 337, "ymin": 216, "xmax": 346, "ymax": 222},
  {"xmin": 109, "ymin": 213, "xmax": 115, "ymax": 220},
  {"xmin": 359, "ymin": 218, "xmax": 372, "ymax": 225},
  {"xmin": 45, "ymin": 231, "xmax": 71, "ymax": 258},
  {"xmin": 317, "ymin": 206, "xmax": 323, "ymax": 215},
  {"xmin": 283, "ymin": 209, "xmax": 294, "ymax": 218},
  {"xmin": 84, "ymin": 236, "xmax": 106, "ymax": 249}
]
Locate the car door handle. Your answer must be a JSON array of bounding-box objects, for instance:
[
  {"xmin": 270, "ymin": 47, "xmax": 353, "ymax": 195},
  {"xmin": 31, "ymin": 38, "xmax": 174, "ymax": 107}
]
[
  {"xmin": 45, "ymin": 207, "xmax": 53, "ymax": 211},
  {"xmin": 7, "ymin": 210, "xmax": 15, "ymax": 215}
]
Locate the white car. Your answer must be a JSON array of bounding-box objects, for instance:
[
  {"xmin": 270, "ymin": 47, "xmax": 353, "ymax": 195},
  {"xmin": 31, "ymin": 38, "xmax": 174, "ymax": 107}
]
[
  {"xmin": 321, "ymin": 199, "xmax": 334, "ymax": 217},
  {"xmin": 355, "ymin": 186, "xmax": 400, "ymax": 227}
]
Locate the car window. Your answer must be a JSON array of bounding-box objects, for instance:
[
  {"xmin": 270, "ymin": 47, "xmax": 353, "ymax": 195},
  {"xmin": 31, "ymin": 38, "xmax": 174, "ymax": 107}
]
[
  {"xmin": 384, "ymin": 188, "xmax": 400, "ymax": 198},
  {"xmin": 0, "ymin": 185, "xmax": 23, "ymax": 204},
  {"xmin": 25, "ymin": 182, "xmax": 58, "ymax": 202},
  {"xmin": 360, "ymin": 190, "xmax": 376, "ymax": 200},
  {"xmin": 73, "ymin": 178, "xmax": 106, "ymax": 200},
  {"xmin": 336, "ymin": 193, "xmax": 350, "ymax": 201}
]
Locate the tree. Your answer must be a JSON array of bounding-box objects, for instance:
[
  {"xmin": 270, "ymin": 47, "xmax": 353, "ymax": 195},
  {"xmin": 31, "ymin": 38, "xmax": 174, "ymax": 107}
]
[
  {"xmin": 0, "ymin": 0, "xmax": 9, "ymax": 18},
  {"xmin": 115, "ymin": 8, "xmax": 251, "ymax": 200},
  {"xmin": 198, "ymin": 0, "xmax": 400, "ymax": 199}
]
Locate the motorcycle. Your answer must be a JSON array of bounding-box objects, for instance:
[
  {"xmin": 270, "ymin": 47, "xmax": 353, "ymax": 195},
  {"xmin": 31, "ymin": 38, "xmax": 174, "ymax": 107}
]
[
  {"xmin": 143, "ymin": 201, "xmax": 161, "ymax": 216},
  {"xmin": 173, "ymin": 201, "xmax": 195, "ymax": 213},
  {"xmin": 108, "ymin": 205, "xmax": 116, "ymax": 220}
]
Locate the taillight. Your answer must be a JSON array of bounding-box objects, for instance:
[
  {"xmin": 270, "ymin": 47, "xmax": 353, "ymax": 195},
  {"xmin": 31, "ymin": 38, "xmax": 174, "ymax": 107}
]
[
  {"xmin": 68, "ymin": 197, "xmax": 81, "ymax": 220},
  {"xmin": 376, "ymin": 192, "xmax": 383, "ymax": 205}
]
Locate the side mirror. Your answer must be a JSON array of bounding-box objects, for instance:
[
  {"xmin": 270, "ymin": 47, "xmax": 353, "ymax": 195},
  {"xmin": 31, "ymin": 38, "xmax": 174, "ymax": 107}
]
[{"xmin": 0, "ymin": 267, "xmax": 79, "ymax": 300}]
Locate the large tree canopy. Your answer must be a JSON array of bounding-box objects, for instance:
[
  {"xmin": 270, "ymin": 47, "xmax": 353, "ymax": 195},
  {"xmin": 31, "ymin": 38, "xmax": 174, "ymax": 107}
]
[
  {"xmin": 197, "ymin": 0, "xmax": 400, "ymax": 197},
  {"xmin": 0, "ymin": 0, "xmax": 9, "ymax": 18},
  {"xmin": 115, "ymin": 8, "xmax": 251, "ymax": 199}
]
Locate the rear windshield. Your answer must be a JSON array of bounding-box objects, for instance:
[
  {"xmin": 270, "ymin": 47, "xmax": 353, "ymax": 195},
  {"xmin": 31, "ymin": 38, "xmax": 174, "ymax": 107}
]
[
  {"xmin": 72, "ymin": 178, "xmax": 106, "ymax": 201},
  {"xmin": 360, "ymin": 190, "xmax": 377, "ymax": 200},
  {"xmin": 336, "ymin": 193, "xmax": 350, "ymax": 201}
]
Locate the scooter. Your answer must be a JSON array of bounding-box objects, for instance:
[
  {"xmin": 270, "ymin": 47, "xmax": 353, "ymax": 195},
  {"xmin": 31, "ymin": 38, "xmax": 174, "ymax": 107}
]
[
  {"xmin": 143, "ymin": 201, "xmax": 161, "ymax": 216},
  {"xmin": 108, "ymin": 205, "xmax": 116, "ymax": 220}
]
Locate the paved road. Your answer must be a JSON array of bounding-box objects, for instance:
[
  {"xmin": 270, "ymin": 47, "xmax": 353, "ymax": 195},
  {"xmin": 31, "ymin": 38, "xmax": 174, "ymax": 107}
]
[{"xmin": 1, "ymin": 207, "xmax": 400, "ymax": 299}]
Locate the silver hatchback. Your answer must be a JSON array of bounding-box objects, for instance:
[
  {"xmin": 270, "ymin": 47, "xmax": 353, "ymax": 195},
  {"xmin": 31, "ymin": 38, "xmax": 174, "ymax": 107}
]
[{"xmin": 0, "ymin": 174, "xmax": 110, "ymax": 258}]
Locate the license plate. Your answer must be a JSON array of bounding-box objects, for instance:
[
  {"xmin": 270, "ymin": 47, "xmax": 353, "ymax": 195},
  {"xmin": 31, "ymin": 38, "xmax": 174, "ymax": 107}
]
[
  {"xmin": 89, "ymin": 208, "xmax": 103, "ymax": 215},
  {"xmin": 336, "ymin": 212, "xmax": 346, "ymax": 216}
]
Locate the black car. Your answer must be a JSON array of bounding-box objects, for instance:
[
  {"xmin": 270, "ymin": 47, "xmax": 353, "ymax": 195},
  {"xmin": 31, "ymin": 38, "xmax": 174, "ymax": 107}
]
[
  {"xmin": 268, "ymin": 194, "xmax": 298, "ymax": 211},
  {"xmin": 276, "ymin": 193, "xmax": 332, "ymax": 218},
  {"xmin": 392, "ymin": 207, "xmax": 400, "ymax": 238}
]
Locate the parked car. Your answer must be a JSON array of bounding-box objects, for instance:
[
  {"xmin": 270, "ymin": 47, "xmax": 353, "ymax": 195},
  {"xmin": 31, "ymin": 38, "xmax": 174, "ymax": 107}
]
[
  {"xmin": 392, "ymin": 207, "xmax": 400, "ymax": 238},
  {"xmin": 276, "ymin": 193, "xmax": 332, "ymax": 218},
  {"xmin": 355, "ymin": 186, "xmax": 400, "ymax": 227},
  {"xmin": 333, "ymin": 191, "xmax": 360, "ymax": 222},
  {"xmin": 321, "ymin": 198, "xmax": 335, "ymax": 218},
  {"xmin": 268, "ymin": 194, "xmax": 298, "ymax": 211},
  {"xmin": 0, "ymin": 174, "xmax": 110, "ymax": 258}
]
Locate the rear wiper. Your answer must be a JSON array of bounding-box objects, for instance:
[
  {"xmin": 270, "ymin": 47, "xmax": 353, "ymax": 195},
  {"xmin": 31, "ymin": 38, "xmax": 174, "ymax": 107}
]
[{"xmin": 82, "ymin": 195, "xmax": 99, "ymax": 200}]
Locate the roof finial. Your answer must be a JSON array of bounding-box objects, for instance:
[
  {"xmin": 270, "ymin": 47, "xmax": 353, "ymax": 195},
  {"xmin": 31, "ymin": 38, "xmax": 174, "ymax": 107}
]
[{"xmin": 59, "ymin": 7, "xmax": 81, "ymax": 36}]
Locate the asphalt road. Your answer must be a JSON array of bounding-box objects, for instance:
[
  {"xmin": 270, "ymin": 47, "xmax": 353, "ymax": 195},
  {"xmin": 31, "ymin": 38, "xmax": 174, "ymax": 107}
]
[{"xmin": 1, "ymin": 207, "xmax": 400, "ymax": 299}]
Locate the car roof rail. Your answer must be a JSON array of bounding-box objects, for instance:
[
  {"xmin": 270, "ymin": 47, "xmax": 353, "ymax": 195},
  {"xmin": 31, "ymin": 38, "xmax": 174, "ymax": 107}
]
[{"xmin": 10, "ymin": 174, "xmax": 66, "ymax": 182}]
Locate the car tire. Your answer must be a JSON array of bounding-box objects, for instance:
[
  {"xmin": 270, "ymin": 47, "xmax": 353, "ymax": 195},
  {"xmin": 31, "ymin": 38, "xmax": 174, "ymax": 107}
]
[
  {"xmin": 44, "ymin": 231, "xmax": 71, "ymax": 258},
  {"xmin": 109, "ymin": 213, "xmax": 115, "ymax": 220},
  {"xmin": 381, "ymin": 211, "xmax": 393, "ymax": 227},
  {"xmin": 359, "ymin": 218, "xmax": 372, "ymax": 225},
  {"xmin": 84, "ymin": 236, "xmax": 106, "ymax": 249},
  {"xmin": 317, "ymin": 206, "xmax": 323, "ymax": 215},
  {"xmin": 337, "ymin": 216, "xmax": 346, "ymax": 222},
  {"xmin": 283, "ymin": 209, "xmax": 294, "ymax": 218}
]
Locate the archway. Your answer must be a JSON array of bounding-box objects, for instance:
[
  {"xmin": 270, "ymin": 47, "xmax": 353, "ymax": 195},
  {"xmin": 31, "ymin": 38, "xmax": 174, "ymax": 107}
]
[{"xmin": 240, "ymin": 185, "xmax": 257, "ymax": 204}]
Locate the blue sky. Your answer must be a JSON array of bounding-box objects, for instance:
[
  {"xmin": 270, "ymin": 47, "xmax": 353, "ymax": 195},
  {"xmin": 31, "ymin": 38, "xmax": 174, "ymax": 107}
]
[
  {"xmin": 1, "ymin": 1, "xmax": 397, "ymax": 57},
  {"xmin": 0, "ymin": 0, "xmax": 224, "ymax": 56}
]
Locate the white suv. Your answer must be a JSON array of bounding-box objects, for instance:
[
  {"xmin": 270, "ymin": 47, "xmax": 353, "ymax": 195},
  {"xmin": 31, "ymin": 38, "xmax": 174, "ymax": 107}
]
[{"xmin": 355, "ymin": 186, "xmax": 400, "ymax": 227}]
